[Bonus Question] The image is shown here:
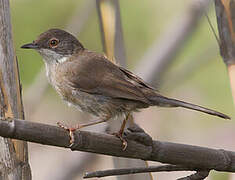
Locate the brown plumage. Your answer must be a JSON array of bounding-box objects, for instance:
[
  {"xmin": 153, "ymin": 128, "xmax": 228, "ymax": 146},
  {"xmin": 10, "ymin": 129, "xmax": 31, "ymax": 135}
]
[
  {"xmin": 21, "ymin": 29, "xmax": 230, "ymax": 146},
  {"xmin": 54, "ymin": 50, "xmax": 229, "ymax": 120}
]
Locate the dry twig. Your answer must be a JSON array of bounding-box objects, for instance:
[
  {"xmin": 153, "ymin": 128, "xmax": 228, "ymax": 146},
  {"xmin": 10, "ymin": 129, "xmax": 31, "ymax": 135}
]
[{"xmin": 83, "ymin": 165, "xmax": 196, "ymax": 178}]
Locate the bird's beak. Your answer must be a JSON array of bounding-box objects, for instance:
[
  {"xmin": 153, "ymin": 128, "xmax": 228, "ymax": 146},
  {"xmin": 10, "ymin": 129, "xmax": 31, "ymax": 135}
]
[{"xmin": 21, "ymin": 43, "xmax": 39, "ymax": 49}]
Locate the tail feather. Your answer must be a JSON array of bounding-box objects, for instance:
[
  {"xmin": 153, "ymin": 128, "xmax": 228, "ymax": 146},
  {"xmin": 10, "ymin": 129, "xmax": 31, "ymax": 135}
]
[{"xmin": 150, "ymin": 95, "xmax": 230, "ymax": 119}]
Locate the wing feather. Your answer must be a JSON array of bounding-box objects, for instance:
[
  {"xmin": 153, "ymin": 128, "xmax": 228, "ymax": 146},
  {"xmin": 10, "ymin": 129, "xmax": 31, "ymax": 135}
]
[{"xmin": 64, "ymin": 51, "xmax": 152, "ymax": 104}]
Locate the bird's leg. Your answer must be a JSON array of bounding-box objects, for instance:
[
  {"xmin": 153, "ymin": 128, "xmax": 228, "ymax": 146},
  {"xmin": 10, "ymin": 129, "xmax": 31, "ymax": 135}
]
[
  {"xmin": 113, "ymin": 113, "xmax": 131, "ymax": 150},
  {"xmin": 57, "ymin": 119, "xmax": 106, "ymax": 146}
]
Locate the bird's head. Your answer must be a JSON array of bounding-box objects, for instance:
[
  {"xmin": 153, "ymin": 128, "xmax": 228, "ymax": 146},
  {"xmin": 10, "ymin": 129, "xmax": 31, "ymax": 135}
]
[{"xmin": 21, "ymin": 28, "xmax": 84, "ymax": 64}]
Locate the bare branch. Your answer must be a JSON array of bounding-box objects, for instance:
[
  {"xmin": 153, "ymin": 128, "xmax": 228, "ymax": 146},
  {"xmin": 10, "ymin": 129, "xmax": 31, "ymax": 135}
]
[
  {"xmin": 177, "ymin": 170, "xmax": 209, "ymax": 180},
  {"xmin": 0, "ymin": 118, "xmax": 234, "ymax": 176},
  {"xmin": 83, "ymin": 165, "xmax": 196, "ymax": 178},
  {"xmin": 0, "ymin": 75, "xmax": 20, "ymax": 179}
]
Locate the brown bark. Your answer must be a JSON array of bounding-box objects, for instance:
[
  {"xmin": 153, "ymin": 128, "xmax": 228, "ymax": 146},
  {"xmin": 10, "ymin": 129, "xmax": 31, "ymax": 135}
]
[
  {"xmin": 84, "ymin": 165, "xmax": 209, "ymax": 179},
  {"xmin": 0, "ymin": 118, "xmax": 234, "ymax": 174},
  {"xmin": 0, "ymin": 0, "xmax": 31, "ymax": 179}
]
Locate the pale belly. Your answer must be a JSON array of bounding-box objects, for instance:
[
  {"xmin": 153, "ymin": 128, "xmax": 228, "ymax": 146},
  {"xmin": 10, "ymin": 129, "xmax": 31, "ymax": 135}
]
[
  {"xmin": 55, "ymin": 83, "xmax": 144, "ymax": 122},
  {"xmin": 55, "ymin": 84, "xmax": 127, "ymax": 120},
  {"xmin": 47, "ymin": 64, "xmax": 147, "ymax": 121}
]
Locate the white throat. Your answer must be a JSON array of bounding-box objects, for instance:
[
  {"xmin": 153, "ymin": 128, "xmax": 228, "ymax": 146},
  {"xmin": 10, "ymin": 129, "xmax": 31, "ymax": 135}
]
[
  {"xmin": 37, "ymin": 48, "xmax": 70, "ymax": 64},
  {"xmin": 57, "ymin": 56, "xmax": 69, "ymax": 63},
  {"xmin": 37, "ymin": 48, "xmax": 71, "ymax": 83},
  {"xmin": 43, "ymin": 56, "xmax": 70, "ymax": 82}
]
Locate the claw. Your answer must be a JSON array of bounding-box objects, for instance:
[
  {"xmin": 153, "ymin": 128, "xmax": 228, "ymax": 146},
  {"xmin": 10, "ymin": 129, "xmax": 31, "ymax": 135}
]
[
  {"xmin": 113, "ymin": 132, "xmax": 128, "ymax": 151},
  {"xmin": 57, "ymin": 119, "xmax": 107, "ymax": 146},
  {"xmin": 57, "ymin": 122, "xmax": 79, "ymax": 146}
]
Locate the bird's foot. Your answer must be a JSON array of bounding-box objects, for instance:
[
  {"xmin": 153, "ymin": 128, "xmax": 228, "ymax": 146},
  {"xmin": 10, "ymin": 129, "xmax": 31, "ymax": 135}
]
[
  {"xmin": 57, "ymin": 122, "xmax": 80, "ymax": 147},
  {"xmin": 112, "ymin": 132, "xmax": 128, "ymax": 151}
]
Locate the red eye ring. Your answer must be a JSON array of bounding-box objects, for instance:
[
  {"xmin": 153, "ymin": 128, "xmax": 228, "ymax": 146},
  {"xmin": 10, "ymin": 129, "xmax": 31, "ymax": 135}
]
[{"xmin": 49, "ymin": 38, "xmax": 59, "ymax": 48}]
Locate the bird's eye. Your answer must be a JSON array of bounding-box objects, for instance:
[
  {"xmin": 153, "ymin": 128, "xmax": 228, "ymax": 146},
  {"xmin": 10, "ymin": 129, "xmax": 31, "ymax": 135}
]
[{"xmin": 49, "ymin": 38, "xmax": 59, "ymax": 48}]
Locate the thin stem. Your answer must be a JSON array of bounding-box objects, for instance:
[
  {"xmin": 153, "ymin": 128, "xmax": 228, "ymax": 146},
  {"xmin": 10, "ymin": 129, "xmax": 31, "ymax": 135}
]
[{"xmin": 83, "ymin": 165, "xmax": 196, "ymax": 178}]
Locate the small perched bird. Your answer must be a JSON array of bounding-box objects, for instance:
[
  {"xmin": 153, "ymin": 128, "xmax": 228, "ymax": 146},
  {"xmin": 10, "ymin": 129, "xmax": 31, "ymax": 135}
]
[{"xmin": 21, "ymin": 29, "xmax": 230, "ymax": 148}]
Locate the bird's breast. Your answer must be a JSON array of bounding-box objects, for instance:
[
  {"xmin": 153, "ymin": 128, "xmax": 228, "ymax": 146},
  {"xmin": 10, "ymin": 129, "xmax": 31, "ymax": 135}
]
[{"xmin": 45, "ymin": 63, "xmax": 142, "ymax": 119}]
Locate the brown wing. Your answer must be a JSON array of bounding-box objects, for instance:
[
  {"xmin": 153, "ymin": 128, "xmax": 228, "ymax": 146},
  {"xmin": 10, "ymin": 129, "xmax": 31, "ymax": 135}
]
[
  {"xmin": 63, "ymin": 51, "xmax": 153, "ymax": 104},
  {"xmin": 118, "ymin": 67, "xmax": 155, "ymax": 90}
]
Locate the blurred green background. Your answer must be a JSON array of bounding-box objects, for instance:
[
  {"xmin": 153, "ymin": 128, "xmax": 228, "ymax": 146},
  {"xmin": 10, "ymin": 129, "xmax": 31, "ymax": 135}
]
[{"xmin": 9, "ymin": 0, "xmax": 234, "ymax": 179}]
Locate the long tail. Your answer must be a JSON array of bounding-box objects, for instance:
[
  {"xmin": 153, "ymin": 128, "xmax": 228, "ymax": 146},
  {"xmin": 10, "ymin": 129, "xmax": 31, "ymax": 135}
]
[{"xmin": 149, "ymin": 95, "xmax": 230, "ymax": 119}]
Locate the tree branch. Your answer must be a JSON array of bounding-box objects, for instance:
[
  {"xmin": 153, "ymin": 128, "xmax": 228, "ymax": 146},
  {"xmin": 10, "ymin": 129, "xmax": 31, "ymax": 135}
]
[
  {"xmin": 177, "ymin": 170, "xmax": 209, "ymax": 180},
  {"xmin": 0, "ymin": 117, "xmax": 234, "ymax": 176},
  {"xmin": 83, "ymin": 164, "xmax": 196, "ymax": 178}
]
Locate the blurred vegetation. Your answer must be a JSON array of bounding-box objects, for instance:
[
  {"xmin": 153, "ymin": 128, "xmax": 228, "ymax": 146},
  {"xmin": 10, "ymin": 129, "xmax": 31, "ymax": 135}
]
[
  {"xmin": 11, "ymin": 0, "xmax": 191, "ymax": 84},
  {"xmin": 211, "ymin": 172, "xmax": 229, "ymax": 180},
  {"xmin": 10, "ymin": 0, "xmax": 234, "ymax": 179}
]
